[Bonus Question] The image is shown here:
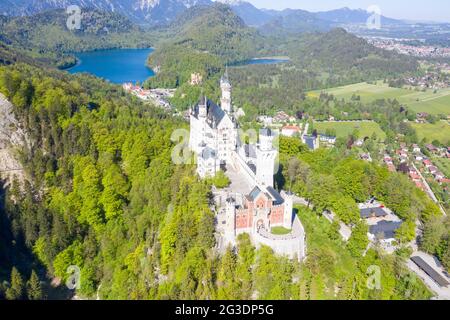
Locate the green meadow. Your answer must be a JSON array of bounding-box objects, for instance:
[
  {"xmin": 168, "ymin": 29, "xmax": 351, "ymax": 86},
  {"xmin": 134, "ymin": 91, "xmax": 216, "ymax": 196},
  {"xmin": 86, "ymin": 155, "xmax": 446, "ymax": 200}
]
[
  {"xmin": 411, "ymin": 121, "xmax": 450, "ymax": 145},
  {"xmin": 309, "ymin": 82, "xmax": 450, "ymax": 115},
  {"xmin": 313, "ymin": 121, "xmax": 386, "ymax": 140}
]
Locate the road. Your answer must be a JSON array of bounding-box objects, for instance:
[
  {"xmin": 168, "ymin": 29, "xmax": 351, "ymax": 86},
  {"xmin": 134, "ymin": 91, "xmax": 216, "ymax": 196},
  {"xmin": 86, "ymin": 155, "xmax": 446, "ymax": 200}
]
[{"xmin": 411, "ymin": 162, "xmax": 447, "ymax": 216}]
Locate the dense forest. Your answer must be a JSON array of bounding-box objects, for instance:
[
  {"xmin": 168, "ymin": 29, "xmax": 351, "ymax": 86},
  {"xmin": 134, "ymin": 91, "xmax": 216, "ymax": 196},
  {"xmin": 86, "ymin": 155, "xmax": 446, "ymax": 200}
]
[{"xmin": 0, "ymin": 61, "xmax": 440, "ymax": 300}]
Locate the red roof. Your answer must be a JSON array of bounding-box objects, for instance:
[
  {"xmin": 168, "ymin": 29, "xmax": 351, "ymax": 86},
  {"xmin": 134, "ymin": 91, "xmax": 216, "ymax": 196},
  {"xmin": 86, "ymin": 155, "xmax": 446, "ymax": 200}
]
[
  {"xmin": 409, "ymin": 172, "xmax": 421, "ymax": 180},
  {"xmin": 282, "ymin": 125, "xmax": 300, "ymax": 131},
  {"xmin": 415, "ymin": 181, "xmax": 425, "ymax": 189}
]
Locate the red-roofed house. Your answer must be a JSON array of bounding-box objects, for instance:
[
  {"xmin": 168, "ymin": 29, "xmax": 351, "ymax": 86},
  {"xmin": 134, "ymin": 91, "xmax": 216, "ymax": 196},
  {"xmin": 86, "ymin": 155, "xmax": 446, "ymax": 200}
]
[
  {"xmin": 415, "ymin": 181, "xmax": 425, "ymax": 190},
  {"xmin": 281, "ymin": 125, "xmax": 301, "ymax": 137},
  {"xmin": 423, "ymin": 159, "xmax": 432, "ymax": 168},
  {"xmin": 409, "ymin": 172, "xmax": 421, "ymax": 181},
  {"xmin": 429, "ymin": 166, "xmax": 438, "ymax": 174}
]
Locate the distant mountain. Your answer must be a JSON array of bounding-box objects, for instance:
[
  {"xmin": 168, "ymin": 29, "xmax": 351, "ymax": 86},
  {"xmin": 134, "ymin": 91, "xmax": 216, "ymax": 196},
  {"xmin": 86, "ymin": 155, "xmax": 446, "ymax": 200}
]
[
  {"xmin": 216, "ymin": 0, "xmax": 273, "ymax": 26},
  {"xmin": 0, "ymin": 0, "xmax": 408, "ymax": 28},
  {"xmin": 0, "ymin": 0, "xmax": 213, "ymax": 25},
  {"xmin": 258, "ymin": 9, "xmax": 333, "ymax": 35},
  {"xmin": 315, "ymin": 7, "xmax": 402, "ymax": 25}
]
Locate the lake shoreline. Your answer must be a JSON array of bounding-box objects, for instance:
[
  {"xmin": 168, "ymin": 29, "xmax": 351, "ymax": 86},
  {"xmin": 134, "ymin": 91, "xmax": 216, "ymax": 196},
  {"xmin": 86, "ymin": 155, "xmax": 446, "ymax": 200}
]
[
  {"xmin": 60, "ymin": 47, "xmax": 155, "ymax": 72},
  {"xmin": 65, "ymin": 48, "xmax": 155, "ymax": 84}
]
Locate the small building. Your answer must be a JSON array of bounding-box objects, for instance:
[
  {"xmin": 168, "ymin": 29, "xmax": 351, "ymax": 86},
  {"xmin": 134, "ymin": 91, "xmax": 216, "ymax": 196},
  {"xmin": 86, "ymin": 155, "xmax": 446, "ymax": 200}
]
[
  {"xmin": 360, "ymin": 207, "xmax": 389, "ymax": 219},
  {"xmin": 257, "ymin": 115, "xmax": 273, "ymax": 126},
  {"xmin": 434, "ymin": 171, "xmax": 445, "ymax": 181},
  {"xmin": 302, "ymin": 135, "xmax": 319, "ymax": 150},
  {"xmin": 369, "ymin": 221, "xmax": 402, "ymax": 240},
  {"xmin": 412, "ymin": 144, "xmax": 421, "ymax": 153},
  {"xmin": 273, "ymin": 111, "xmax": 291, "ymax": 123},
  {"xmin": 423, "ymin": 159, "xmax": 432, "ymax": 168},
  {"xmin": 428, "ymin": 166, "xmax": 438, "ymax": 174},
  {"xmin": 360, "ymin": 153, "xmax": 372, "ymax": 162},
  {"xmin": 409, "ymin": 171, "xmax": 421, "ymax": 181},
  {"xmin": 426, "ymin": 144, "xmax": 438, "ymax": 153},
  {"xmin": 281, "ymin": 125, "xmax": 301, "ymax": 137},
  {"xmin": 411, "ymin": 256, "xmax": 450, "ymax": 288},
  {"xmin": 354, "ymin": 139, "xmax": 364, "ymax": 147},
  {"xmin": 415, "ymin": 180, "xmax": 425, "ymax": 190},
  {"xmin": 319, "ymin": 135, "xmax": 337, "ymax": 145}
]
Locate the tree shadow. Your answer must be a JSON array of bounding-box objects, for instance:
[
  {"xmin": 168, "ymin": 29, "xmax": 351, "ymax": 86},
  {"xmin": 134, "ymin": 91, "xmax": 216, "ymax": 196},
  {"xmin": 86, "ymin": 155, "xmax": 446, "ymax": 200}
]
[{"xmin": 0, "ymin": 179, "xmax": 73, "ymax": 300}]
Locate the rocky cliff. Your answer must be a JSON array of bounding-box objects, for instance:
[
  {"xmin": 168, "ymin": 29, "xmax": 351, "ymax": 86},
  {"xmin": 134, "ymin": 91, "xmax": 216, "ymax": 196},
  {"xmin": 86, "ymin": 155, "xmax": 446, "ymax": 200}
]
[{"xmin": 0, "ymin": 93, "xmax": 27, "ymax": 184}]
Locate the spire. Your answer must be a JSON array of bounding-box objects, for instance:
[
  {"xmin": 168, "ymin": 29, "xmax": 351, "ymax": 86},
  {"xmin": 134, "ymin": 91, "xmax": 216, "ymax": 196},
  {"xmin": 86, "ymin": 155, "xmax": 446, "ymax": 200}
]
[
  {"xmin": 224, "ymin": 65, "xmax": 229, "ymax": 82},
  {"xmin": 221, "ymin": 65, "xmax": 230, "ymax": 84}
]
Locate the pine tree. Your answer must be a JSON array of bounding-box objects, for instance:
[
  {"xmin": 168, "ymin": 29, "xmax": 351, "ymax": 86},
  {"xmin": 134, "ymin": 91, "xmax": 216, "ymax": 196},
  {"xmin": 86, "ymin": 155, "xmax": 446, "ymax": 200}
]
[
  {"xmin": 5, "ymin": 267, "xmax": 25, "ymax": 300},
  {"xmin": 27, "ymin": 270, "xmax": 44, "ymax": 300}
]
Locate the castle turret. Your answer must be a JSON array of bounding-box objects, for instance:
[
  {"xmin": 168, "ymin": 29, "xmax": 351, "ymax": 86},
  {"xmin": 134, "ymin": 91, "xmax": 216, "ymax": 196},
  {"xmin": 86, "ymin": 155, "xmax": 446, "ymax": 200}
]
[
  {"xmin": 220, "ymin": 68, "xmax": 232, "ymax": 113},
  {"xmin": 199, "ymin": 95, "xmax": 207, "ymax": 118},
  {"xmin": 283, "ymin": 192, "xmax": 294, "ymax": 229},
  {"xmin": 256, "ymin": 128, "xmax": 277, "ymax": 188}
]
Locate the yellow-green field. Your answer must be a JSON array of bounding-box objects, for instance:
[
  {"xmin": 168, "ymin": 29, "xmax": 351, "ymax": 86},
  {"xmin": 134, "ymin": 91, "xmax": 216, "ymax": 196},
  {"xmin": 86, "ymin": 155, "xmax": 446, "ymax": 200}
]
[
  {"xmin": 410, "ymin": 121, "xmax": 450, "ymax": 145},
  {"xmin": 313, "ymin": 121, "xmax": 386, "ymax": 140},
  {"xmin": 308, "ymin": 82, "xmax": 450, "ymax": 115}
]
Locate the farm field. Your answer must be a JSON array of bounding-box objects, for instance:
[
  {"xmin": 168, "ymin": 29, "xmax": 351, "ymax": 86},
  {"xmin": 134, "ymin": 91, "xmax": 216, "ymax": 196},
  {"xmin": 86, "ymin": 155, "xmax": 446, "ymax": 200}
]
[
  {"xmin": 308, "ymin": 82, "xmax": 450, "ymax": 115},
  {"xmin": 313, "ymin": 121, "xmax": 386, "ymax": 140},
  {"xmin": 410, "ymin": 121, "xmax": 450, "ymax": 145}
]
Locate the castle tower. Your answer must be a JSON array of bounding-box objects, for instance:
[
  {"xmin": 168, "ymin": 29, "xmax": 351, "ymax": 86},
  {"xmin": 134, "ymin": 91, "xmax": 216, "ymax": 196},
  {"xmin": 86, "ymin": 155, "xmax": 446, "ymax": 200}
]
[
  {"xmin": 256, "ymin": 128, "xmax": 277, "ymax": 188},
  {"xmin": 199, "ymin": 95, "xmax": 207, "ymax": 118},
  {"xmin": 225, "ymin": 196, "xmax": 236, "ymax": 244},
  {"xmin": 220, "ymin": 68, "xmax": 232, "ymax": 113},
  {"xmin": 283, "ymin": 192, "xmax": 294, "ymax": 229}
]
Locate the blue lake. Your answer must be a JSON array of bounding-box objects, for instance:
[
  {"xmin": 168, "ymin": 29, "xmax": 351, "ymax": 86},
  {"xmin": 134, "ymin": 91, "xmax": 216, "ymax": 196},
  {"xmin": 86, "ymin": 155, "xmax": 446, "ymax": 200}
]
[
  {"xmin": 67, "ymin": 48, "xmax": 155, "ymax": 84},
  {"xmin": 245, "ymin": 58, "xmax": 290, "ymax": 65}
]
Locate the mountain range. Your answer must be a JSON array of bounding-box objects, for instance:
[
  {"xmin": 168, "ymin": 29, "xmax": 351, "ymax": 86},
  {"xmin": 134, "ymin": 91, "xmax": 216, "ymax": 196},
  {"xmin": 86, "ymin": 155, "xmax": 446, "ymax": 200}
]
[{"xmin": 0, "ymin": 0, "xmax": 406, "ymax": 28}]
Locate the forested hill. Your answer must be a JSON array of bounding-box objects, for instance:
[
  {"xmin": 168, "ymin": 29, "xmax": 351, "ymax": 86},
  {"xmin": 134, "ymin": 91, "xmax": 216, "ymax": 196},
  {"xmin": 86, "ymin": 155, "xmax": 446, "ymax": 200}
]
[
  {"xmin": 157, "ymin": 3, "xmax": 264, "ymax": 63},
  {"xmin": 287, "ymin": 28, "xmax": 418, "ymax": 79},
  {"xmin": 0, "ymin": 9, "xmax": 154, "ymax": 68},
  {"xmin": 145, "ymin": 3, "xmax": 264, "ymax": 93}
]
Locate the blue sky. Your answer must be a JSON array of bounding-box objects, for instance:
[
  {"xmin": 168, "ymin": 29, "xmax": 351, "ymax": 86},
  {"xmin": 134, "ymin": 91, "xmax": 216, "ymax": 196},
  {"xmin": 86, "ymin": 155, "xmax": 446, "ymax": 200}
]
[{"xmin": 245, "ymin": 0, "xmax": 450, "ymax": 22}]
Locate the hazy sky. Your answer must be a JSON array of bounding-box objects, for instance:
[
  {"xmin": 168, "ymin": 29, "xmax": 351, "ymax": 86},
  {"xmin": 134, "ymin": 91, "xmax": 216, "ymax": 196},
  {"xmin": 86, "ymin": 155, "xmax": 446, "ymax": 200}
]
[{"xmin": 245, "ymin": 0, "xmax": 450, "ymax": 22}]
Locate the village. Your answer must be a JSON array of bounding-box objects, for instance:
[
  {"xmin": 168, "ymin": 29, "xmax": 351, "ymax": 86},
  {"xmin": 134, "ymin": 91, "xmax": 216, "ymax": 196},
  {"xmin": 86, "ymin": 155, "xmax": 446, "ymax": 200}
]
[
  {"xmin": 367, "ymin": 38, "xmax": 450, "ymax": 59},
  {"xmin": 122, "ymin": 83, "xmax": 175, "ymax": 111}
]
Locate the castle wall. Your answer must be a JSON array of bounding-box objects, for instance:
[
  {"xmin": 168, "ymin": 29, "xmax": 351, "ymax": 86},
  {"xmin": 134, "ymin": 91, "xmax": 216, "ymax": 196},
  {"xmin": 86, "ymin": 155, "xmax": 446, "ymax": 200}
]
[
  {"xmin": 269, "ymin": 205, "xmax": 285, "ymax": 226},
  {"xmin": 253, "ymin": 216, "xmax": 306, "ymax": 261},
  {"xmin": 236, "ymin": 208, "xmax": 253, "ymax": 229}
]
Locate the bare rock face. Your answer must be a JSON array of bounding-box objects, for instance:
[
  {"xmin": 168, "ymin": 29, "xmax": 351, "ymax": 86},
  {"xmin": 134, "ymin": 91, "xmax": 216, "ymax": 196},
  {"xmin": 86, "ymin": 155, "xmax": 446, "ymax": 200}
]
[{"xmin": 0, "ymin": 93, "xmax": 27, "ymax": 184}]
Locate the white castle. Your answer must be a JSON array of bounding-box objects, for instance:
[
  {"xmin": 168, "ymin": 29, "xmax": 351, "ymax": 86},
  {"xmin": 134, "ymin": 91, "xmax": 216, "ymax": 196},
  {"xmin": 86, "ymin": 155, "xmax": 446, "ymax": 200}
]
[
  {"xmin": 189, "ymin": 70, "xmax": 279, "ymax": 189},
  {"xmin": 189, "ymin": 70, "xmax": 305, "ymax": 260}
]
